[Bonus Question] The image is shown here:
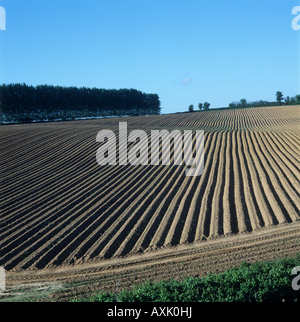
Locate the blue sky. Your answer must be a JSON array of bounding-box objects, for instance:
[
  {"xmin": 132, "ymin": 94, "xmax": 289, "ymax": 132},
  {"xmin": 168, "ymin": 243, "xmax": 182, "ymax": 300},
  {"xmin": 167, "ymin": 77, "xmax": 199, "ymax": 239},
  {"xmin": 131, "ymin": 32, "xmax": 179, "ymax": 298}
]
[{"xmin": 0, "ymin": 0, "xmax": 299, "ymax": 114}]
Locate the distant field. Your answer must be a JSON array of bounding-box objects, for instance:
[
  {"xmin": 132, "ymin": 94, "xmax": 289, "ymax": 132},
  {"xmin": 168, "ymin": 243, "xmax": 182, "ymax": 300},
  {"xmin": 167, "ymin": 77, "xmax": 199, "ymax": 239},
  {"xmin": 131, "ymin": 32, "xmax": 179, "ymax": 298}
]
[{"xmin": 0, "ymin": 105, "xmax": 299, "ymax": 300}]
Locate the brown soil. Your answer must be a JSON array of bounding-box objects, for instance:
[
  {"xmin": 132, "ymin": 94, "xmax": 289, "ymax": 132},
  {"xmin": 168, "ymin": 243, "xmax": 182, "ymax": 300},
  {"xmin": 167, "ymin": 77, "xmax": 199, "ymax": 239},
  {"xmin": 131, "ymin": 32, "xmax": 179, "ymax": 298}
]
[{"xmin": 0, "ymin": 105, "xmax": 299, "ymax": 301}]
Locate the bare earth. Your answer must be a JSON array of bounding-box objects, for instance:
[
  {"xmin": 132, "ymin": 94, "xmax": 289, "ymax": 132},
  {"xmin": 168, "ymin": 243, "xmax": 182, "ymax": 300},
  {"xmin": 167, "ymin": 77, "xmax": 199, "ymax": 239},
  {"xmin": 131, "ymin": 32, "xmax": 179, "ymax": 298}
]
[{"xmin": 0, "ymin": 105, "xmax": 299, "ymax": 301}]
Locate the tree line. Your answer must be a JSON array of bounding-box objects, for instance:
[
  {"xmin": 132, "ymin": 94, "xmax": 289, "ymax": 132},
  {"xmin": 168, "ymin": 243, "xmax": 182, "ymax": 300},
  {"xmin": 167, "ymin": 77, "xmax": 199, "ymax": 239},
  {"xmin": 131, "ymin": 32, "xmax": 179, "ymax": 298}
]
[
  {"xmin": 228, "ymin": 92, "xmax": 300, "ymax": 109},
  {"xmin": 0, "ymin": 83, "xmax": 161, "ymax": 123},
  {"xmin": 188, "ymin": 92, "xmax": 300, "ymax": 112},
  {"xmin": 188, "ymin": 102, "xmax": 211, "ymax": 112}
]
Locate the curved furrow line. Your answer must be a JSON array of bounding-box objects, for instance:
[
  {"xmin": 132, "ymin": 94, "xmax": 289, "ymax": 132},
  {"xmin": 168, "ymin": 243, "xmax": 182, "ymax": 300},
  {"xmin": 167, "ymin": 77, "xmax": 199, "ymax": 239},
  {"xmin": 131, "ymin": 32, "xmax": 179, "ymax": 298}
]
[
  {"xmin": 86, "ymin": 165, "xmax": 182, "ymax": 261},
  {"xmin": 0, "ymin": 139, "xmax": 99, "ymax": 224},
  {"xmin": 0, "ymin": 130, "xmax": 96, "ymax": 181},
  {"xmin": 125, "ymin": 130, "xmax": 200, "ymax": 252},
  {"xmin": 112, "ymin": 166, "xmax": 188, "ymax": 258},
  {"xmin": 0, "ymin": 130, "xmax": 42, "ymax": 153},
  {"xmin": 248, "ymin": 109, "xmax": 257, "ymax": 128},
  {"xmin": 0, "ymin": 128, "xmax": 78, "ymax": 168},
  {"xmin": 0, "ymin": 131, "xmax": 139, "ymax": 246},
  {"xmin": 245, "ymin": 110, "xmax": 254, "ymax": 129},
  {"xmin": 0, "ymin": 128, "xmax": 68, "ymax": 157},
  {"xmin": 262, "ymin": 117, "xmax": 273, "ymax": 129},
  {"xmin": 239, "ymin": 131, "xmax": 265, "ymax": 229},
  {"xmin": 39, "ymin": 160, "xmax": 171, "ymax": 267},
  {"xmin": 0, "ymin": 136, "xmax": 96, "ymax": 209},
  {"xmin": 188, "ymin": 131, "xmax": 221, "ymax": 240},
  {"xmin": 164, "ymin": 131, "xmax": 207, "ymax": 245},
  {"xmin": 49, "ymin": 130, "xmax": 177, "ymax": 260},
  {"xmin": 0, "ymin": 132, "xmax": 90, "ymax": 187},
  {"xmin": 0, "ymin": 160, "xmax": 137, "ymax": 239},
  {"xmin": 287, "ymin": 132, "xmax": 300, "ymax": 144},
  {"xmin": 1, "ymin": 127, "xmax": 97, "ymax": 172},
  {"xmin": 254, "ymin": 131, "xmax": 299, "ymax": 221},
  {"xmin": 192, "ymin": 131, "xmax": 224, "ymax": 240},
  {"xmin": 240, "ymin": 111, "xmax": 247, "ymax": 129},
  {"xmin": 266, "ymin": 133, "xmax": 300, "ymax": 183},
  {"xmin": 270, "ymin": 132, "xmax": 300, "ymax": 172},
  {"xmin": 130, "ymin": 170, "xmax": 188, "ymax": 254},
  {"xmin": 1, "ymin": 128, "xmax": 98, "ymax": 187},
  {"xmin": 155, "ymin": 133, "xmax": 216, "ymax": 247},
  {"xmin": 261, "ymin": 132, "xmax": 300, "ymax": 198},
  {"xmin": 233, "ymin": 111, "xmax": 239, "ymax": 129},
  {"xmin": 0, "ymin": 151, "xmax": 101, "ymax": 227},
  {"xmin": 0, "ymin": 159, "xmax": 150, "ymax": 254},
  {"xmin": 250, "ymin": 110, "xmax": 261, "ymax": 128},
  {"xmin": 264, "ymin": 111, "xmax": 281, "ymax": 129},
  {"xmin": 213, "ymin": 131, "xmax": 228, "ymax": 236},
  {"xmin": 192, "ymin": 131, "xmax": 226, "ymax": 240},
  {"xmin": 233, "ymin": 130, "xmax": 254, "ymax": 233},
  {"xmin": 267, "ymin": 115, "xmax": 284, "ymax": 128},
  {"xmin": 2, "ymin": 164, "xmax": 156, "ymax": 270},
  {"xmin": 43, "ymin": 175, "xmax": 173, "ymax": 264},
  {"xmin": 283, "ymin": 132, "xmax": 300, "ymax": 154},
  {"xmin": 219, "ymin": 131, "xmax": 236, "ymax": 235},
  {"xmin": 246, "ymin": 109, "xmax": 257, "ymax": 129},
  {"xmin": 1, "ymin": 105, "xmax": 299, "ymax": 270},
  {"xmin": 231, "ymin": 130, "xmax": 249, "ymax": 234},
  {"xmin": 237, "ymin": 111, "xmax": 242, "ymax": 129},
  {"xmin": 166, "ymin": 174, "xmax": 200, "ymax": 246},
  {"xmin": 249, "ymin": 131, "xmax": 291, "ymax": 224},
  {"xmin": 276, "ymin": 132, "xmax": 300, "ymax": 158},
  {"xmin": 244, "ymin": 131, "xmax": 278, "ymax": 227},
  {"xmin": 129, "ymin": 131, "xmax": 213, "ymax": 250}
]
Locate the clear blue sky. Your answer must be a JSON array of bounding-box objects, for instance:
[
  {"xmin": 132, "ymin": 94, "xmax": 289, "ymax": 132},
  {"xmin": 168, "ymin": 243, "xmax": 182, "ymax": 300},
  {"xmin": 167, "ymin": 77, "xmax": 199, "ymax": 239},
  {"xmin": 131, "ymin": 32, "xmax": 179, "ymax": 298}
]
[{"xmin": 0, "ymin": 0, "xmax": 299, "ymax": 113}]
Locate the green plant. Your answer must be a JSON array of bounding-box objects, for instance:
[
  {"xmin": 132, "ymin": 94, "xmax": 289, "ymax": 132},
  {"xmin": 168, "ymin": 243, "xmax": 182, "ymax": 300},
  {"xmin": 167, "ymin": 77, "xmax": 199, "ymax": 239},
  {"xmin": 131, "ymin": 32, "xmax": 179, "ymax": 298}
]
[{"xmin": 71, "ymin": 254, "xmax": 300, "ymax": 302}]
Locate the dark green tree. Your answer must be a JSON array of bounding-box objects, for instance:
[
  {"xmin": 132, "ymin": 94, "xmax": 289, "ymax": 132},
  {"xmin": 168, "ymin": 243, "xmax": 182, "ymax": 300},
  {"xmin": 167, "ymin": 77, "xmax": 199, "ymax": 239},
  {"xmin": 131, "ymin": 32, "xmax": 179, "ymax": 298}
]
[
  {"xmin": 285, "ymin": 96, "xmax": 290, "ymax": 105},
  {"xmin": 276, "ymin": 91, "xmax": 283, "ymax": 106},
  {"xmin": 189, "ymin": 104, "xmax": 194, "ymax": 112},
  {"xmin": 0, "ymin": 83, "xmax": 161, "ymax": 122},
  {"xmin": 240, "ymin": 99, "xmax": 247, "ymax": 108},
  {"xmin": 203, "ymin": 102, "xmax": 210, "ymax": 110}
]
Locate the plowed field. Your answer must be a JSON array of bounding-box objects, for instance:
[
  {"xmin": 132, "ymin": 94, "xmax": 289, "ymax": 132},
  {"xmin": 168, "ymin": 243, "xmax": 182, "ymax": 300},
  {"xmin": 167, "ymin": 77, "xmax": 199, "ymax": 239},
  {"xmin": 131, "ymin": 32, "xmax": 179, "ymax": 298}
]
[{"xmin": 1, "ymin": 105, "xmax": 299, "ymax": 301}]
